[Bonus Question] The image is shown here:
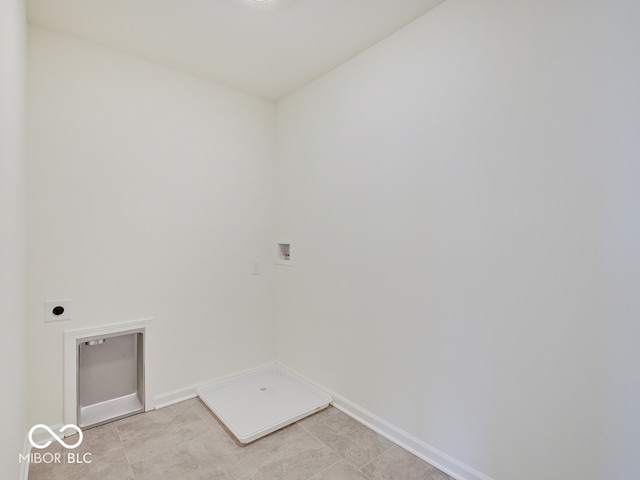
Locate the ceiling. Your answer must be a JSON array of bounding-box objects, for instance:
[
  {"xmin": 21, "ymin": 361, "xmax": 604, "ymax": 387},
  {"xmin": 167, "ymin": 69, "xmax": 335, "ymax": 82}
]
[{"xmin": 26, "ymin": 0, "xmax": 444, "ymax": 101}]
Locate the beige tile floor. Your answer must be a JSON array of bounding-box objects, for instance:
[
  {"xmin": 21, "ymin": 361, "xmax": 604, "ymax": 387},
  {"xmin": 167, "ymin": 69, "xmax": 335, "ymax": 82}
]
[{"xmin": 29, "ymin": 398, "xmax": 453, "ymax": 480}]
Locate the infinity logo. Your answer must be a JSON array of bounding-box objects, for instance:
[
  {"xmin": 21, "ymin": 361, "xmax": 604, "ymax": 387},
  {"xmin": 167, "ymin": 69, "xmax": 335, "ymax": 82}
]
[{"xmin": 28, "ymin": 424, "xmax": 83, "ymax": 450}]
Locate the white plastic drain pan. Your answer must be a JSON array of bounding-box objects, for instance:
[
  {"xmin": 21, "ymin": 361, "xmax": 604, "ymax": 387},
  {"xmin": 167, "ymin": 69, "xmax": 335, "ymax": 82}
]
[{"xmin": 197, "ymin": 364, "xmax": 331, "ymax": 443}]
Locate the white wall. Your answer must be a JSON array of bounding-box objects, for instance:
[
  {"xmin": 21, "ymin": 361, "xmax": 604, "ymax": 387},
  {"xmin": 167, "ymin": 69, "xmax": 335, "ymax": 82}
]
[
  {"xmin": 596, "ymin": 0, "xmax": 640, "ymax": 473},
  {"xmin": 24, "ymin": 2, "xmax": 640, "ymax": 478},
  {"xmin": 27, "ymin": 27, "xmax": 276, "ymax": 426},
  {"xmin": 275, "ymin": 1, "xmax": 640, "ymax": 479},
  {"xmin": 0, "ymin": 0, "xmax": 27, "ymax": 477}
]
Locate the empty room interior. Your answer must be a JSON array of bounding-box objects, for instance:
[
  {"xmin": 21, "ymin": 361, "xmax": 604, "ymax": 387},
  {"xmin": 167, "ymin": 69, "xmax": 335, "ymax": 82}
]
[{"xmin": 1, "ymin": 0, "xmax": 639, "ymax": 479}]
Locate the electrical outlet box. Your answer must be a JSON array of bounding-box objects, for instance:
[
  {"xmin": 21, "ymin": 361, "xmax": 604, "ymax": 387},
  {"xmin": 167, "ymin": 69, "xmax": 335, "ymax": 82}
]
[
  {"xmin": 276, "ymin": 242, "xmax": 291, "ymax": 266},
  {"xmin": 45, "ymin": 299, "xmax": 72, "ymax": 322}
]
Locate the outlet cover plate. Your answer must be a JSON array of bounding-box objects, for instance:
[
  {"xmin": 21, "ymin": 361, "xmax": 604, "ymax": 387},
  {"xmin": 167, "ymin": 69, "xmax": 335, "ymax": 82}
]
[{"xmin": 45, "ymin": 299, "xmax": 72, "ymax": 322}]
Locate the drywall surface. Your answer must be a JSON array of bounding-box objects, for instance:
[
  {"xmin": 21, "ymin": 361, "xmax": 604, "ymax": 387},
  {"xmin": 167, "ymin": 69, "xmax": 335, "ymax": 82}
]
[
  {"xmin": 0, "ymin": 0, "xmax": 27, "ymax": 476},
  {"xmin": 27, "ymin": 27, "xmax": 276, "ymax": 426},
  {"xmin": 275, "ymin": 0, "xmax": 640, "ymax": 478},
  {"xmin": 596, "ymin": 0, "xmax": 640, "ymax": 472}
]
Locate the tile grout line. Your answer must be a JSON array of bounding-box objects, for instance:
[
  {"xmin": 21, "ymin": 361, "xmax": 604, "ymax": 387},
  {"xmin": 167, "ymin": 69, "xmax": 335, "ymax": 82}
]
[
  {"xmin": 356, "ymin": 443, "xmax": 396, "ymax": 479},
  {"xmin": 121, "ymin": 402, "xmax": 250, "ymax": 480},
  {"xmin": 114, "ymin": 421, "xmax": 137, "ymax": 480},
  {"xmin": 188, "ymin": 402, "xmax": 221, "ymax": 440},
  {"xmin": 297, "ymin": 407, "xmax": 395, "ymax": 479},
  {"xmin": 112, "ymin": 411, "xmax": 181, "ymax": 465},
  {"xmin": 295, "ymin": 411, "xmax": 365, "ymax": 472},
  {"xmin": 296, "ymin": 416, "xmax": 337, "ymax": 453},
  {"xmin": 40, "ymin": 399, "xmax": 448, "ymax": 480},
  {"xmin": 305, "ymin": 457, "xmax": 343, "ymax": 480},
  {"xmin": 188, "ymin": 401, "xmax": 244, "ymax": 457},
  {"xmin": 188, "ymin": 401, "xmax": 251, "ymax": 478}
]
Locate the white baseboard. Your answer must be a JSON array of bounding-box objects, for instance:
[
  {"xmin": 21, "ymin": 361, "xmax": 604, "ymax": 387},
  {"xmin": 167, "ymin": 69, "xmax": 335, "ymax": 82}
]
[
  {"xmin": 30, "ymin": 423, "xmax": 64, "ymax": 445},
  {"xmin": 153, "ymin": 362, "xmax": 275, "ymax": 409},
  {"xmin": 153, "ymin": 387, "xmax": 198, "ymax": 409},
  {"xmin": 153, "ymin": 362, "xmax": 492, "ymax": 480},
  {"xmin": 20, "ymin": 423, "xmax": 65, "ymax": 480},
  {"xmin": 277, "ymin": 363, "xmax": 493, "ymax": 480},
  {"xmin": 19, "ymin": 434, "xmax": 31, "ymax": 480},
  {"xmin": 331, "ymin": 397, "xmax": 491, "ymax": 480}
]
